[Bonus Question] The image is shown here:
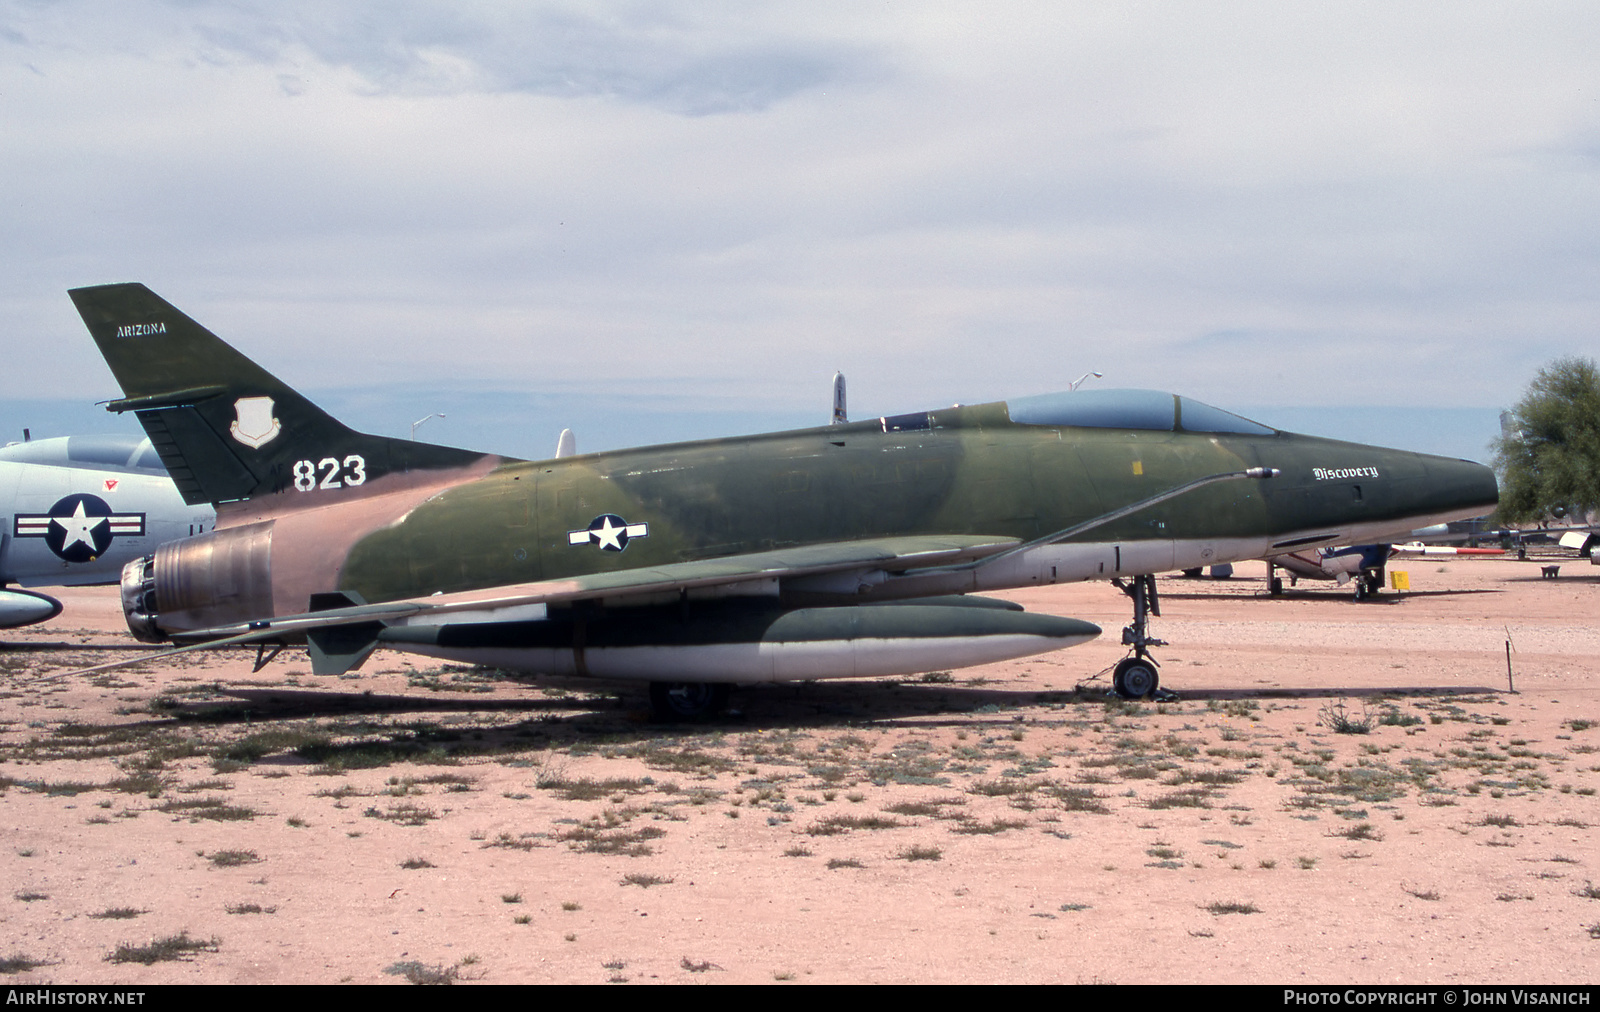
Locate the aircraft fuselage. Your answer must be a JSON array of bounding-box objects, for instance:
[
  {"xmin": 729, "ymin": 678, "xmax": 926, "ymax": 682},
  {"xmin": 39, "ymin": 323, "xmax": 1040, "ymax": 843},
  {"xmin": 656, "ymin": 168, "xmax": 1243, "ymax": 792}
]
[{"xmin": 136, "ymin": 395, "xmax": 1496, "ymax": 633}]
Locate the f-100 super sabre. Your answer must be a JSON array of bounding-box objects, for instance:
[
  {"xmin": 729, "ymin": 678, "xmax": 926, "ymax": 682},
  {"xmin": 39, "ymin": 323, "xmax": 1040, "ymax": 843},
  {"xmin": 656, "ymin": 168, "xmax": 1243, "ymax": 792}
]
[{"xmin": 69, "ymin": 284, "xmax": 1498, "ymax": 716}]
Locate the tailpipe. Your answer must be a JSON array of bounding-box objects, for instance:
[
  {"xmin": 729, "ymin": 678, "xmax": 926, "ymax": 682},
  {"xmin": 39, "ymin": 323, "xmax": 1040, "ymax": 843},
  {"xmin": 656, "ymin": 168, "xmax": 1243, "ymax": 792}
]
[{"xmin": 120, "ymin": 555, "xmax": 164, "ymax": 642}]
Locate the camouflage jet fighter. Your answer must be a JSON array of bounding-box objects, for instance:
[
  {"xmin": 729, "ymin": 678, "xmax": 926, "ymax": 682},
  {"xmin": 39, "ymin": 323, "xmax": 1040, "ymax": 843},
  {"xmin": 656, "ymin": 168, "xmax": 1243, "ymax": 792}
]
[
  {"xmin": 70, "ymin": 284, "xmax": 1497, "ymax": 715},
  {"xmin": 0, "ymin": 433, "xmax": 213, "ymax": 627}
]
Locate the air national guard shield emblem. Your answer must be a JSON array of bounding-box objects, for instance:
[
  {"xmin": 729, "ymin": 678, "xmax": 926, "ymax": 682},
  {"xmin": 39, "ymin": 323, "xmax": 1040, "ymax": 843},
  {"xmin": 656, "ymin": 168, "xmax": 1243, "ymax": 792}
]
[{"xmin": 230, "ymin": 396, "xmax": 281, "ymax": 449}]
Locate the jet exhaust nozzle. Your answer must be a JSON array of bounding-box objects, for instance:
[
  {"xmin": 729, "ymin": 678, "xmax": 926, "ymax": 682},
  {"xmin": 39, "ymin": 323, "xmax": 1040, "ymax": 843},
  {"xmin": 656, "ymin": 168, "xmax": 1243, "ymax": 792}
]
[
  {"xmin": 120, "ymin": 555, "xmax": 164, "ymax": 643},
  {"xmin": 118, "ymin": 521, "xmax": 277, "ymax": 643}
]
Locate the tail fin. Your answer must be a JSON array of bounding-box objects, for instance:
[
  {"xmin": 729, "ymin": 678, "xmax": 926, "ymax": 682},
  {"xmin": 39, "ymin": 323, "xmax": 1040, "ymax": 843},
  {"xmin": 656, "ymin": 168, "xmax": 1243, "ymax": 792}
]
[{"xmin": 70, "ymin": 283, "xmax": 487, "ymax": 506}]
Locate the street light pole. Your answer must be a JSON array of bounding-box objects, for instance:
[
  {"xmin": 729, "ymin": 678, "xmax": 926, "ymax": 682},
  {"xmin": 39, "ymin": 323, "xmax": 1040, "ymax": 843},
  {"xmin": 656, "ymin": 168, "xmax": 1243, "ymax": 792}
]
[{"xmin": 411, "ymin": 413, "xmax": 445, "ymax": 440}]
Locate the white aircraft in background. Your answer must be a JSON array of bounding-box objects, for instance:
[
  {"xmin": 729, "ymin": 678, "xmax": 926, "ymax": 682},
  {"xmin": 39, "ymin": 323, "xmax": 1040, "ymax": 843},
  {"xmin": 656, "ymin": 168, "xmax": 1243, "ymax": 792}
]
[
  {"xmin": 1263, "ymin": 527, "xmax": 1504, "ymax": 601},
  {"xmin": 0, "ymin": 433, "xmax": 213, "ymax": 628}
]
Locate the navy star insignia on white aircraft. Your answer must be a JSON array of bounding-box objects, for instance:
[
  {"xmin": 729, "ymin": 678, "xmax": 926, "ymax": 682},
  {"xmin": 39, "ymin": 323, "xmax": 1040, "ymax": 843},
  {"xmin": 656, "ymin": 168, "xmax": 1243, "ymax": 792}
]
[
  {"xmin": 13, "ymin": 494, "xmax": 146, "ymax": 563},
  {"xmin": 567, "ymin": 514, "xmax": 649, "ymax": 552}
]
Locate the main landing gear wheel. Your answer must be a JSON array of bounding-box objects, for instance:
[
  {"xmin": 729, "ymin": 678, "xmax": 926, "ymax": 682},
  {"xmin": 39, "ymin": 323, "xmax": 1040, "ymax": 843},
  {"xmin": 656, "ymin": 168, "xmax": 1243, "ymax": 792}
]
[
  {"xmin": 1112, "ymin": 657, "xmax": 1159, "ymax": 700},
  {"xmin": 648, "ymin": 681, "xmax": 730, "ymax": 722},
  {"xmin": 1354, "ymin": 571, "xmax": 1383, "ymax": 601},
  {"xmin": 1353, "ymin": 571, "xmax": 1383, "ymax": 601}
]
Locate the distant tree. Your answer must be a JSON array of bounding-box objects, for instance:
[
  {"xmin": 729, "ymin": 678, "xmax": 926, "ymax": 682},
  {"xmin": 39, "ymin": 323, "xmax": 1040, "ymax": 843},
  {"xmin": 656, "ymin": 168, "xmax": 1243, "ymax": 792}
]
[{"xmin": 1492, "ymin": 356, "xmax": 1600, "ymax": 524}]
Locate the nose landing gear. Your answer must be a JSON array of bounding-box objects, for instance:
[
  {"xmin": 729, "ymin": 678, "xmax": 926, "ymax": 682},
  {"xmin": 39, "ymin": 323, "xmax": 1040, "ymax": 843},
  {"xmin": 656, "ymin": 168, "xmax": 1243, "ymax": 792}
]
[{"xmin": 1110, "ymin": 574, "xmax": 1175, "ymax": 701}]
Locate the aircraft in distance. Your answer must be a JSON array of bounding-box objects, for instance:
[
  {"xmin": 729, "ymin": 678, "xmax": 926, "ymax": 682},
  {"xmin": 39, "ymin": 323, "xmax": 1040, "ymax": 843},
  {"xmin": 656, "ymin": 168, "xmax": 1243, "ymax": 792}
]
[
  {"xmin": 1262, "ymin": 539, "xmax": 1503, "ymax": 601},
  {"xmin": 69, "ymin": 284, "xmax": 1498, "ymax": 715},
  {"xmin": 0, "ymin": 433, "xmax": 214, "ymax": 628},
  {"xmin": 1556, "ymin": 529, "xmax": 1599, "ymax": 557}
]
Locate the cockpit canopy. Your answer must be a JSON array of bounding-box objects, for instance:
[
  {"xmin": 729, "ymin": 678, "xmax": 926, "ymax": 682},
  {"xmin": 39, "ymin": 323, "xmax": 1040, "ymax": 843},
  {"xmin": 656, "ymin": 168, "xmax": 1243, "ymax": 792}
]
[
  {"xmin": 1007, "ymin": 389, "xmax": 1276, "ymax": 436},
  {"xmin": 0, "ymin": 434, "xmax": 166, "ymax": 473}
]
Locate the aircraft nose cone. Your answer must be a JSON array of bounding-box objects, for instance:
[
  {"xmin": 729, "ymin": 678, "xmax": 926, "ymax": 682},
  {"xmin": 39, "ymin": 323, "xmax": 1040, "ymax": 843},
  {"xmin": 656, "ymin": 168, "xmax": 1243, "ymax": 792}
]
[
  {"xmin": 1420, "ymin": 455, "xmax": 1499, "ymax": 515},
  {"xmin": 1264, "ymin": 434, "xmax": 1499, "ymax": 537}
]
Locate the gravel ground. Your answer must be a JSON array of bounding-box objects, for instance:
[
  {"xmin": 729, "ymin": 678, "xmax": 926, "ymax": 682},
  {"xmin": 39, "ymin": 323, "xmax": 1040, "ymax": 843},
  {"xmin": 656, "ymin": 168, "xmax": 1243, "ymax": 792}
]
[{"xmin": 0, "ymin": 555, "xmax": 1595, "ymax": 984}]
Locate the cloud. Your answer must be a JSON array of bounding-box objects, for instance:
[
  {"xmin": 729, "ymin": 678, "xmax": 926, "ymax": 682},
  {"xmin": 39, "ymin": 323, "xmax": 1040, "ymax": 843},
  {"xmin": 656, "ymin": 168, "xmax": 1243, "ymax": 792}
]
[
  {"xmin": 180, "ymin": 2, "xmax": 880, "ymax": 114},
  {"xmin": 3, "ymin": 1, "xmax": 1600, "ymax": 434}
]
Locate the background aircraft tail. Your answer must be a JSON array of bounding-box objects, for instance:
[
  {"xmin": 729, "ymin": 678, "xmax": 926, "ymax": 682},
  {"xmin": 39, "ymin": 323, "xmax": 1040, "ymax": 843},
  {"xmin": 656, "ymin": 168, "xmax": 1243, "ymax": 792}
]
[{"xmin": 70, "ymin": 283, "xmax": 486, "ymax": 506}]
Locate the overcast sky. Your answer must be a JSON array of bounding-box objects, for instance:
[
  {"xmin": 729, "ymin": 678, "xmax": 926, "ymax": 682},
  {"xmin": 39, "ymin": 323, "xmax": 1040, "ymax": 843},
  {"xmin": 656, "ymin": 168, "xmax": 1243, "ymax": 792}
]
[{"xmin": 3, "ymin": 3, "xmax": 1597, "ymax": 460}]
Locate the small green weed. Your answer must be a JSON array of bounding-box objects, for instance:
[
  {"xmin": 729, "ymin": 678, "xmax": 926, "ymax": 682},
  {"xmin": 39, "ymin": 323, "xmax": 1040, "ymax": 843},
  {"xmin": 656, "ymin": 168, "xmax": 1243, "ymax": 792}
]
[
  {"xmin": 0, "ymin": 954, "xmax": 47, "ymax": 974},
  {"xmin": 385, "ymin": 959, "xmax": 460, "ymax": 985},
  {"xmin": 1330, "ymin": 822, "xmax": 1383, "ymax": 841},
  {"xmin": 681, "ymin": 956, "xmax": 723, "ymax": 972},
  {"xmin": 537, "ymin": 776, "xmax": 654, "ymax": 801},
  {"xmin": 363, "ymin": 802, "xmax": 437, "ymax": 826},
  {"xmin": 1147, "ymin": 788, "xmax": 1212, "ymax": 809},
  {"xmin": 1319, "ymin": 700, "xmax": 1374, "ymax": 735},
  {"xmin": 157, "ymin": 798, "xmax": 258, "ymax": 822},
  {"xmin": 107, "ymin": 932, "xmax": 218, "ymax": 964},
  {"xmin": 952, "ymin": 818, "xmax": 1027, "ymax": 835},
  {"xmin": 805, "ymin": 814, "xmax": 904, "ymax": 836}
]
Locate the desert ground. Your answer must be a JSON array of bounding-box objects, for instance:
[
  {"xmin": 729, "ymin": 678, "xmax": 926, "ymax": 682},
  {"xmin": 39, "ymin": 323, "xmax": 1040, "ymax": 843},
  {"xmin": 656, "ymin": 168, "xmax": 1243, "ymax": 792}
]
[{"xmin": 0, "ymin": 554, "xmax": 1596, "ymax": 985}]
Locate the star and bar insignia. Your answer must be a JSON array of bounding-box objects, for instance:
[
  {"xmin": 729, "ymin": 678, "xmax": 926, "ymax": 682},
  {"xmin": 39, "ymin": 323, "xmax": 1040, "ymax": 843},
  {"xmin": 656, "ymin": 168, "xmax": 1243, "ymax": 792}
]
[
  {"xmin": 13, "ymin": 493, "xmax": 146, "ymax": 563},
  {"xmin": 567, "ymin": 514, "xmax": 649, "ymax": 552}
]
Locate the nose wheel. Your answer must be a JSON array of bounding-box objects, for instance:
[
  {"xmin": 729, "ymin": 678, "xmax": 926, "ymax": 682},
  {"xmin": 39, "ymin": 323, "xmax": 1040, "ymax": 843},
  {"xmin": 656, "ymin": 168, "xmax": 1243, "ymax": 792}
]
[{"xmin": 1112, "ymin": 656, "xmax": 1160, "ymax": 699}]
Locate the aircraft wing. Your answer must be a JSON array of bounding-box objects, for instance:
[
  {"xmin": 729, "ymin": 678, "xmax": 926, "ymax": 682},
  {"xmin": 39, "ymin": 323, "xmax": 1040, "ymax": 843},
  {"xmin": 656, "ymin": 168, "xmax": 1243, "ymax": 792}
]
[
  {"xmin": 386, "ymin": 534, "xmax": 1015, "ymax": 620},
  {"xmin": 82, "ymin": 534, "xmax": 1019, "ymax": 670}
]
